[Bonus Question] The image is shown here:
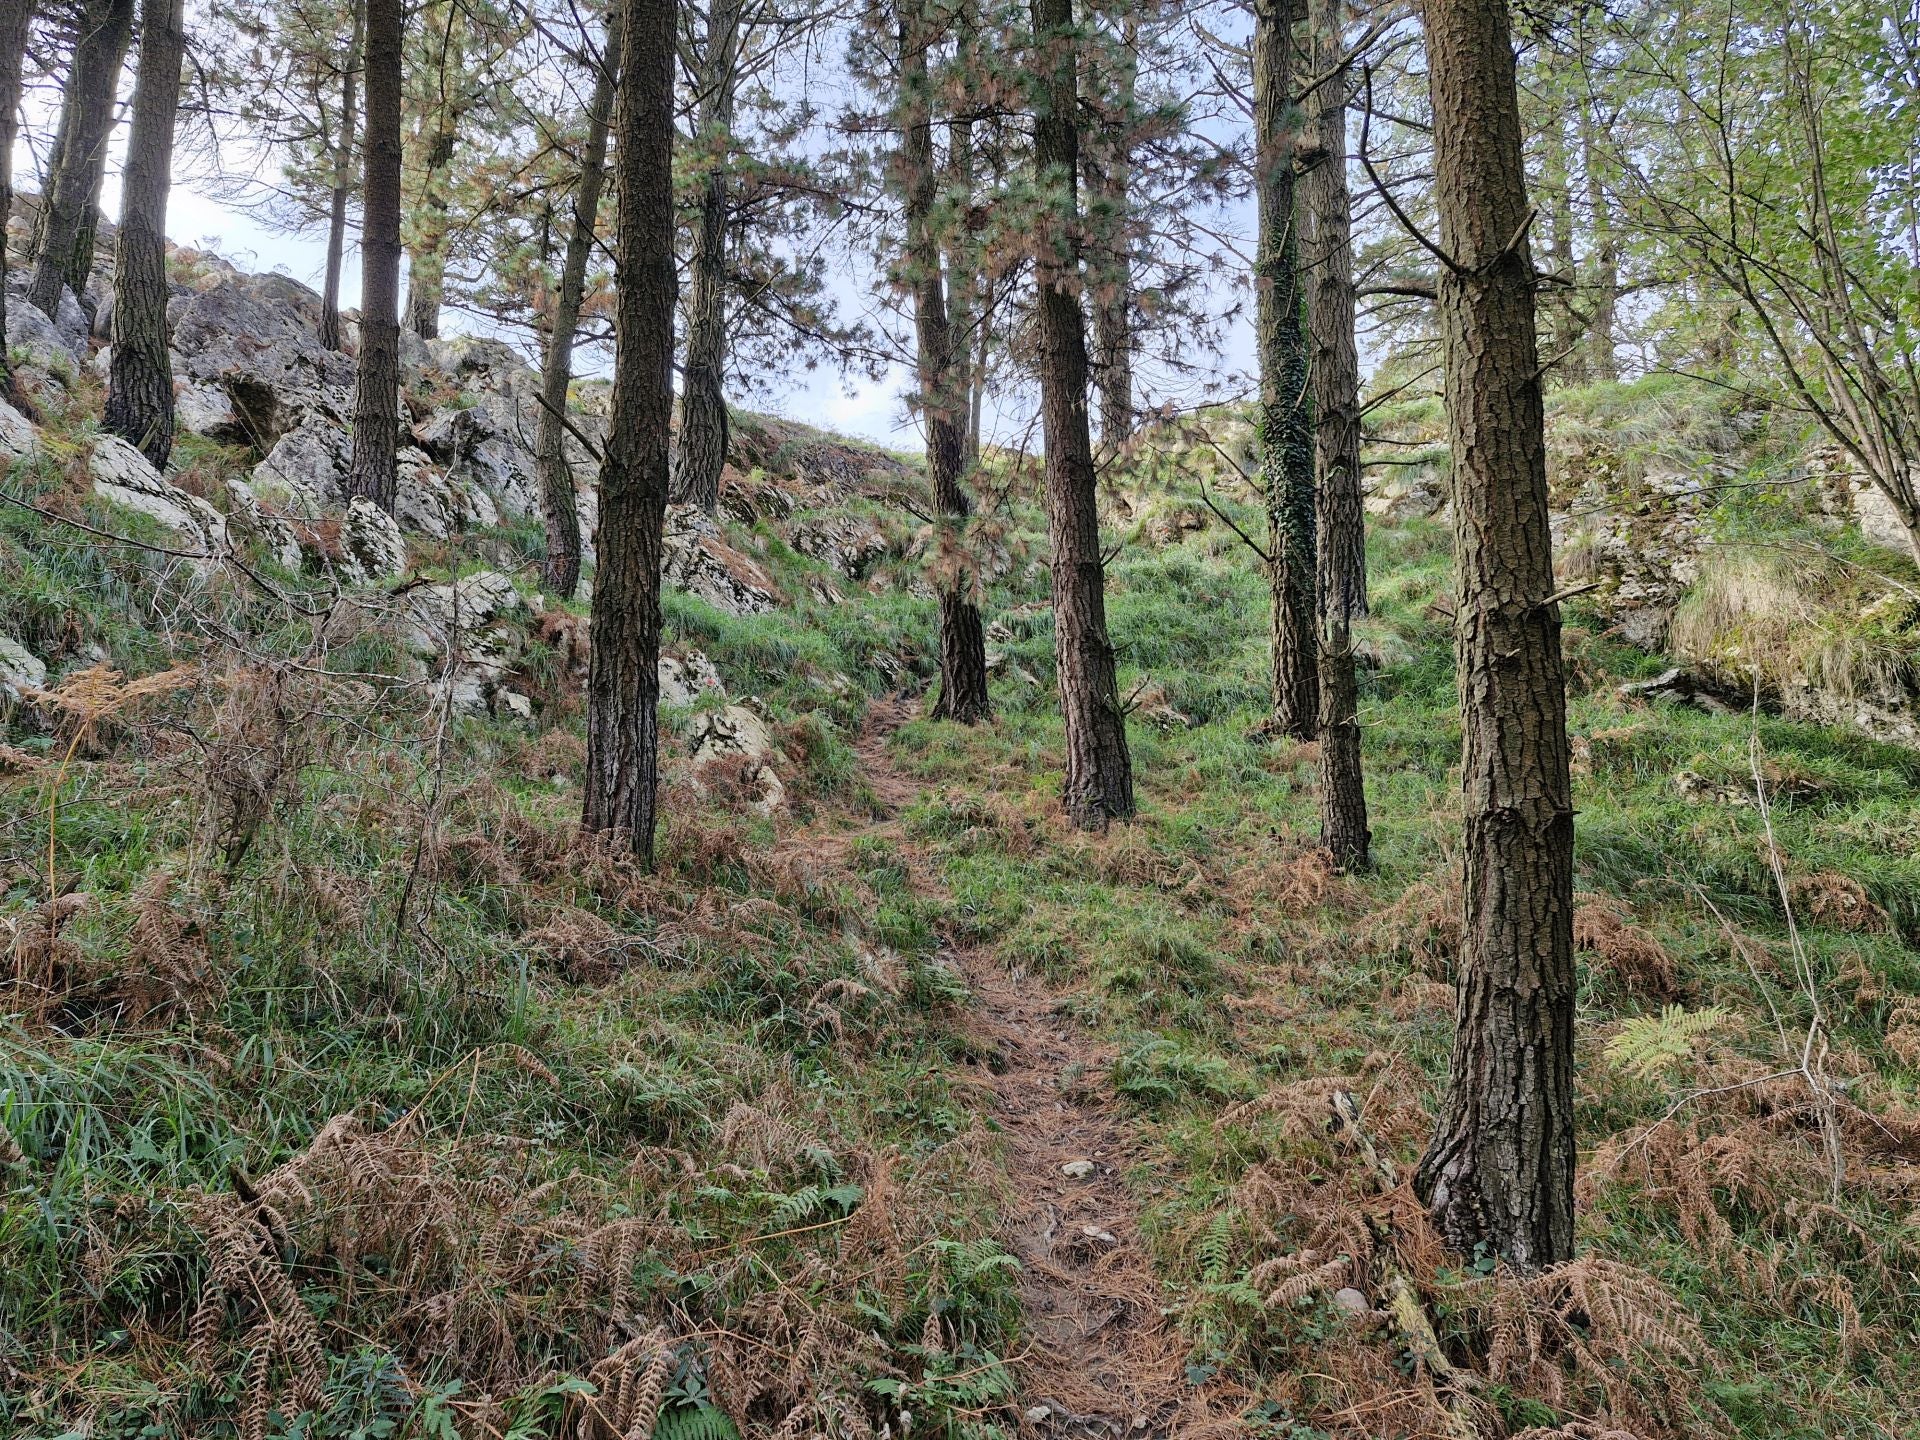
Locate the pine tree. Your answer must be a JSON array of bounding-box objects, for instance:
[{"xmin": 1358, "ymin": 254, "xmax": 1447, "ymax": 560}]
[
  {"xmin": 1413, "ymin": 0, "xmax": 1577, "ymax": 1270},
  {"xmin": 104, "ymin": 0, "xmax": 188, "ymax": 470},
  {"xmin": 583, "ymin": 0, "xmax": 678, "ymax": 861},
  {"xmin": 1031, "ymin": 0, "xmax": 1134, "ymax": 828},
  {"xmin": 0, "ymin": 0, "xmax": 31, "ymax": 396},
  {"xmin": 319, "ymin": 0, "xmax": 365, "ymax": 352},
  {"xmin": 345, "ymin": 0, "xmax": 404, "ymax": 511}
]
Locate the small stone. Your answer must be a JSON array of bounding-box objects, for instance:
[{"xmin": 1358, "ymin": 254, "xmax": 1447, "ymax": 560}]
[
  {"xmin": 1080, "ymin": 1224, "xmax": 1117, "ymax": 1244},
  {"xmin": 1025, "ymin": 1406, "xmax": 1052, "ymax": 1424},
  {"xmin": 1332, "ymin": 1286, "xmax": 1370, "ymax": 1316},
  {"xmin": 1060, "ymin": 1159, "xmax": 1096, "ymax": 1178}
]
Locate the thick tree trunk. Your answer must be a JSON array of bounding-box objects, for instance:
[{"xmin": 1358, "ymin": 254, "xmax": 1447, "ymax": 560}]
[
  {"xmin": 899, "ymin": 0, "xmax": 990, "ymax": 725},
  {"xmin": 1413, "ymin": 0, "xmax": 1577, "ymax": 1272},
  {"xmin": 1304, "ymin": 0, "xmax": 1368, "ymax": 872},
  {"xmin": 1032, "ymin": 0, "xmax": 1133, "ymax": 828},
  {"xmin": 1086, "ymin": 16, "xmax": 1136, "ymax": 455},
  {"xmin": 0, "ymin": 0, "xmax": 32, "ymax": 394},
  {"xmin": 671, "ymin": 0, "xmax": 742, "ymax": 512},
  {"xmin": 346, "ymin": 0, "xmax": 405, "ymax": 512},
  {"xmin": 103, "ymin": 0, "xmax": 186, "ymax": 470},
  {"xmin": 536, "ymin": 10, "xmax": 622, "ymax": 600},
  {"xmin": 28, "ymin": 0, "xmax": 135, "ymax": 318},
  {"xmin": 583, "ymin": 0, "xmax": 677, "ymax": 862},
  {"xmin": 320, "ymin": 0, "xmax": 366, "ymax": 353},
  {"xmin": 1253, "ymin": 0, "xmax": 1318, "ymax": 740}
]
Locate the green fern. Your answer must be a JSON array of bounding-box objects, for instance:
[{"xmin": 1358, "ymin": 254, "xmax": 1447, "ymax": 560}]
[
  {"xmin": 1199, "ymin": 1208, "xmax": 1238, "ymax": 1284},
  {"xmin": 1604, "ymin": 1004, "xmax": 1731, "ymax": 1081},
  {"xmin": 653, "ymin": 1403, "xmax": 740, "ymax": 1440}
]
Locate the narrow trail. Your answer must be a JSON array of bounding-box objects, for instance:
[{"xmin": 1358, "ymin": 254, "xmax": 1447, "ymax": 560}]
[{"xmin": 849, "ymin": 698, "xmax": 1187, "ymax": 1438}]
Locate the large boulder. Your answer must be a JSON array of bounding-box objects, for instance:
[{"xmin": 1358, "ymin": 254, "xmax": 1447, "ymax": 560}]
[
  {"xmin": 1554, "ymin": 470, "xmax": 1708, "ymax": 649},
  {"xmin": 0, "ymin": 635, "xmax": 46, "ymax": 704},
  {"xmin": 251, "ymin": 419, "xmax": 485, "ymax": 540},
  {"xmin": 688, "ymin": 703, "xmax": 785, "ymax": 812},
  {"xmin": 89, "ymin": 433, "xmax": 229, "ymax": 554},
  {"xmin": 166, "ymin": 269, "xmax": 353, "ymax": 446},
  {"xmin": 411, "ymin": 335, "xmax": 553, "ymax": 519},
  {"xmin": 400, "ymin": 569, "xmax": 532, "ymax": 716},
  {"xmin": 4, "ymin": 280, "xmax": 86, "ymax": 374},
  {"xmin": 662, "ymin": 505, "xmax": 778, "ymax": 615},
  {"xmin": 0, "ymin": 396, "xmax": 36, "ymax": 460}
]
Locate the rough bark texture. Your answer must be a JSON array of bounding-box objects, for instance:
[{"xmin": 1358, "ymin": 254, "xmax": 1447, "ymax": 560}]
[
  {"xmin": 320, "ymin": 0, "xmax": 366, "ymax": 353},
  {"xmin": 1032, "ymin": 0, "xmax": 1133, "ymax": 828},
  {"xmin": 346, "ymin": 0, "xmax": 405, "ymax": 512},
  {"xmin": 103, "ymin": 0, "xmax": 186, "ymax": 470},
  {"xmin": 671, "ymin": 0, "xmax": 742, "ymax": 513},
  {"xmin": 1412, "ymin": 0, "xmax": 1577, "ymax": 1271},
  {"xmin": 536, "ymin": 10, "xmax": 622, "ymax": 599},
  {"xmin": 0, "ymin": 0, "xmax": 32, "ymax": 394},
  {"xmin": 28, "ymin": 0, "xmax": 134, "ymax": 318},
  {"xmin": 582, "ymin": 0, "xmax": 677, "ymax": 862},
  {"xmin": 1086, "ymin": 16, "xmax": 1136, "ymax": 455},
  {"xmin": 899, "ymin": 0, "xmax": 990, "ymax": 725},
  {"xmin": 1304, "ymin": 0, "xmax": 1368, "ymax": 871},
  {"xmin": 1253, "ymin": 0, "xmax": 1318, "ymax": 740}
]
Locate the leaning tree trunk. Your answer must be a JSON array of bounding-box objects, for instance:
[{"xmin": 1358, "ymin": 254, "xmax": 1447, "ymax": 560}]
[
  {"xmin": 1253, "ymin": 0, "xmax": 1318, "ymax": 740},
  {"xmin": 671, "ymin": 0, "xmax": 743, "ymax": 512},
  {"xmin": 28, "ymin": 0, "xmax": 135, "ymax": 318},
  {"xmin": 1086, "ymin": 14, "xmax": 1136, "ymax": 456},
  {"xmin": 536, "ymin": 8, "xmax": 623, "ymax": 600},
  {"xmin": 346, "ymin": 0, "xmax": 405, "ymax": 512},
  {"xmin": 1304, "ymin": 0, "xmax": 1368, "ymax": 872},
  {"xmin": 0, "ymin": 0, "xmax": 31, "ymax": 395},
  {"xmin": 583, "ymin": 0, "xmax": 677, "ymax": 862},
  {"xmin": 1412, "ymin": 0, "xmax": 1577, "ymax": 1272},
  {"xmin": 1032, "ymin": 0, "xmax": 1133, "ymax": 828},
  {"xmin": 104, "ymin": 0, "xmax": 186, "ymax": 470},
  {"xmin": 320, "ymin": 0, "xmax": 366, "ymax": 353},
  {"xmin": 900, "ymin": 0, "xmax": 990, "ymax": 724}
]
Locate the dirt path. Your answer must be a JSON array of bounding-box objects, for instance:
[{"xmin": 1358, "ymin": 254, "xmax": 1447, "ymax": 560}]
[{"xmin": 851, "ymin": 699, "xmax": 1187, "ymax": 1438}]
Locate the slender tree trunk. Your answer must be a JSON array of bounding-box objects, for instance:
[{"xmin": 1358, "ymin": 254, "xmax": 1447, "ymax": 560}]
[
  {"xmin": 1412, "ymin": 0, "xmax": 1577, "ymax": 1272},
  {"xmin": 1576, "ymin": 90, "xmax": 1617, "ymax": 383},
  {"xmin": 346, "ymin": 0, "xmax": 405, "ymax": 512},
  {"xmin": 0, "ymin": 0, "xmax": 32, "ymax": 395},
  {"xmin": 28, "ymin": 0, "xmax": 134, "ymax": 318},
  {"xmin": 1304, "ymin": 0, "xmax": 1367, "ymax": 872},
  {"xmin": 900, "ymin": 0, "xmax": 990, "ymax": 725},
  {"xmin": 402, "ymin": 0, "xmax": 462, "ymax": 341},
  {"xmin": 103, "ymin": 0, "xmax": 185, "ymax": 470},
  {"xmin": 1032, "ymin": 0, "xmax": 1134, "ymax": 828},
  {"xmin": 671, "ymin": 0, "xmax": 743, "ymax": 512},
  {"xmin": 1086, "ymin": 15, "xmax": 1136, "ymax": 454},
  {"xmin": 946, "ymin": 0, "xmax": 981, "ymax": 464},
  {"xmin": 1253, "ymin": 0, "xmax": 1318, "ymax": 740},
  {"xmin": 1539, "ymin": 92, "xmax": 1582, "ymax": 385},
  {"xmin": 320, "ymin": 0, "xmax": 366, "ymax": 353},
  {"xmin": 537, "ymin": 9, "xmax": 623, "ymax": 599},
  {"xmin": 583, "ymin": 0, "xmax": 677, "ymax": 862}
]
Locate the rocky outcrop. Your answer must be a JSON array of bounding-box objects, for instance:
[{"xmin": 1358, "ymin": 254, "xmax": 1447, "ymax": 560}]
[
  {"xmin": 788, "ymin": 513, "xmax": 892, "ymax": 580},
  {"xmin": 688, "ymin": 703, "xmax": 785, "ymax": 812},
  {"xmin": 401, "ymin": 570, "xmax": 534, "ymax": 716},
  {"xmin": 663, "ymin": 505, "xmax": 779, "ymax": 615},
  {"xmin": 88, "ymin": 434, "xmax": 229, "ymax": 554},
  {"xmin": 0, "ymin": 397, "xmax": 36, "ymax": 459},
  {"xmin": 1553, "ymin": 471, "xmax": 1710, "ymax": 649},
  {"xmin": 0, "ymin": 635, "xmax": 47, "ymax": 704}
]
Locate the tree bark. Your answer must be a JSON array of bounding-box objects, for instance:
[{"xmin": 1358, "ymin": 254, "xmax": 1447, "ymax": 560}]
[
  {"xmin": 1032, "ymin": 0, "xmax": 1133, "ymax": 828},
  {"xmin": 1304, "ymin": 0, "xmax": 1368, "ymax": 872},
  {"xmin": 670, "ymin": 0, "xmax": 742, "ymax": 512},
  {"xmin": 0, "ymin": 0, "xmax": 32, "ymax": 395},
  {"xmin": 583, "ymin": 0, "xmax": 677, "ymax": 863},
  {"xmin": 103, "ymin": 0, "xmax": 186, "ymax": 470},
  {"xmin": 28, "ymin": 0, "xmax": 135, "ymax": 319},
  {"xmin": 1086, "ymin": 15, "xmax": 1135, "ymax": 455},
  {"xmin": 320, "ymin": 0, "xmax": 366, "ymax": 353},
  {"xmin": 346, "ymin": 0, "xmax": 405, "ymax": 512},
  {"xmin": 945, "ymin": 0, "xmax": 981, "ymax": 463},
  {"xmin": 1253, "ymin": 0, "xmax": 1318, "ymax": 740},
  {"xmin": 1575, "ymin": 89, "xmax": 1617, "ymax": 383},
  {"xmin": 536, "ymin": 8, "xmax": 622, "ymax": 600},
  {"xmin": 1412, "ymin": 0, "xmax": 1577, "ymax": 1272},
  {"xmin": 401, "ymin": 0, "xmax": 463, "ymax": 341},
  {"xmin": 899, "ymin": 0, "xmax": 990, "ymax": 725}
]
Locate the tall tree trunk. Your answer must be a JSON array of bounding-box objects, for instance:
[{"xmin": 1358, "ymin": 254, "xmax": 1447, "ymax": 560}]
[
  {"xmin": 946, "ymin": 0, "xmax": 981, "ymax": 464},
  {"xmin": 1253, "ymin": 0, "xmax": 1318, "ymax": 740},
  {"xmin": 1576, "ymin": 89, "xmax": 1617, "ymax": 383},
  {"xmin": 900, "ymin": 0, "xmax": 990, "ymax": 725},
  {"xmin": 1086, "ymin": 15, "xmax": 1135, "ymax": 454},
  {"xmin": 402, "ymin": 0, "xmax": 462, "ymax": 341},
  {"xmin": 103, "ymin": 0, "xmax": 186, "ymax": 470},
  {"xmin": 1304, "ymin": 0, "xmax": 1367, "ymax": 872},
  {"xmin": 1032, "ymin": 0, "xmax": 1134, "ymax": 829},
  {"xmin": 1412, "ymin": 0, "xmax": 1577, "ymax": 1272},
  {"xmin": 346, "ymin": 0, "xmax": 405, "ymax": 512},
  {"xmin": 28, "ymin": 0, "xmax": 134, "ymax": 319},
  {"xmin": 536, "ymin": 8, "xmax": 623, "ymax": 600},
  {"xmin": 670, "ymin": 0, "xmax": 742, "ymax": 512},
  {"xmin": 583, "ymin": 0, "xmax": 677, "ymax": 862},
  {"xmin": 320, "ymin": 0, "xmax": 366, "ymax": 353},
  {"xmin": 1539, "ymin": 91, "xmax": 1582, "ymax": 385},
  {"xmin": 0, "ymin": 0, "xmax": 32, "ymax": 396}
]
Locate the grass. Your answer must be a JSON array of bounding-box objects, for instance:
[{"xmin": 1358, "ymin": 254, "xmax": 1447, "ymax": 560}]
[{"xmin": 3, "ymin": 372, "xmax": 1919, "ymax": 1438}]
